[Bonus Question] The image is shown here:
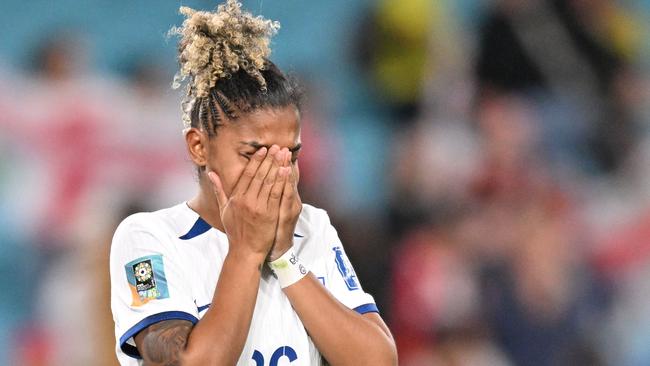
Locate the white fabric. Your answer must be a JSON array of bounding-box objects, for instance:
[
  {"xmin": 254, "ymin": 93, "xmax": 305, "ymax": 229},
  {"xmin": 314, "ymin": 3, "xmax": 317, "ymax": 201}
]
[
  {"xmin": 268, "ymin": 248, "xmax": 309, "ymax": 288},
  {"xmin": 110, "ymin": 202, "xmax": 376, "ymax": 366}
]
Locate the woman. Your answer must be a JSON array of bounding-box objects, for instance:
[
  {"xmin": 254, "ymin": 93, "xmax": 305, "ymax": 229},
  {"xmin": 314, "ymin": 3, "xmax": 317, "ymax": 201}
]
[{"xmin": 109, "ymin": 1, "xmax": 397, "ymax": 365}]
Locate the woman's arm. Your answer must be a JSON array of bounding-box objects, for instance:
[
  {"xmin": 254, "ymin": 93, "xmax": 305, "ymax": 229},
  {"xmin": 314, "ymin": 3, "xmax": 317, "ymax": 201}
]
[
  {"xmin": 269, "ymin": 168, "xmax": 397, "ymax": 366},
  {"xmin": 134, "ymin": 252, "xmax": 264, "ymax": 365},
  {"xmin": 284, "ymin": 274, "xmax": 398, "ymax": 366},
  {"xmin": 134, "ymin": 146, "xmax": 290, "ymax": 365}
]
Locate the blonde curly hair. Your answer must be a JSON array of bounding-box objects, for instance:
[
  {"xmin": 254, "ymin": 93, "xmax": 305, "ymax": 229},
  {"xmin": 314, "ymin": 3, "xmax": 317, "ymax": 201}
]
[{"xmin": 170, "ymin": 0, "xmax": 282, "ymax": 129}]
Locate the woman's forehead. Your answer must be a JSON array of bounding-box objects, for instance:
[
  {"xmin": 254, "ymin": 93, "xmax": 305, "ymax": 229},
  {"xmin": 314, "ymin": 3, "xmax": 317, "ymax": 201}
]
[{"xmin": 227, "ymin": 106, "xmax": 301, "ymax": 147}]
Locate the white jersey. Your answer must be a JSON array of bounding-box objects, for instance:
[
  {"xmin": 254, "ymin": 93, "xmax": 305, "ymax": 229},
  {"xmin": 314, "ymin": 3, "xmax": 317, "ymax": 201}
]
[{"xmin": 110, "ymin": 202, "xmax": 377, "ymax": 366}]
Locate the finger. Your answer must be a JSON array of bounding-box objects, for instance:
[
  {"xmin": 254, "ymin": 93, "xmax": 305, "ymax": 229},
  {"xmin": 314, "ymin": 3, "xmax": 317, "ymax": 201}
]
[
  {"xmin": 258, "ymin": 149, "xmax": 286, "ymax": 201},
  {"xmin": 279, "ymin": 147, "xmax": 290, "ymax": 167},
  {"xmin": 247, "ymin": 144, "xmax": 280, "ymax": 197},
  {"xmin": 279, "ymin": 166, "xmax": 296, "ymax": 215},
  {"xmin": 287, "ymin": 166, "xmax": 302, "ymax": 212},
  {"xmin": 207, "ymin": 171, "xmax": 228, "ymax": 212},
  {"xmin": 275, "ymin": 166, "xmax": 298, "ymax": 247},
  {"xmin": 281, "ymin": 147, "xmax": 290, "ymax": 168},
  {"xmin": 232, "ymin": 147, "xmax": 267, "ymax": 195},
  {"xmin": 269, "ymin": 166, "xmax": 289, "ymax": 211},
  {"xmin": 289, "ymin": 164, "xmax": 297, "ymax": 186}
]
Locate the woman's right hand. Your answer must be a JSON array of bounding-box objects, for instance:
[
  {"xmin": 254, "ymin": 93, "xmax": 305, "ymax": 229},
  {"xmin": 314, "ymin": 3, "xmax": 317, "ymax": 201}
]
[{"xmin": 207, "ymin": 145, "xmax": 290, "ymax": 261}]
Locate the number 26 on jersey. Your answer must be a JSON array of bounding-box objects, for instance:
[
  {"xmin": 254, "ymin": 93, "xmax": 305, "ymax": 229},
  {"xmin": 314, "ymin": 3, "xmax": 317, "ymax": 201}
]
[{"xmin": 252, "ymin": 346, "xmax": 297, "ymax": 366}]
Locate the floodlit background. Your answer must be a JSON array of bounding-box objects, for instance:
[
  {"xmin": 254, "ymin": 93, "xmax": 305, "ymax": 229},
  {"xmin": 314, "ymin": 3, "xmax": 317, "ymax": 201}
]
[{"xmin": 1, "ymin": 0, "xmax": 649, "ymax": 365}]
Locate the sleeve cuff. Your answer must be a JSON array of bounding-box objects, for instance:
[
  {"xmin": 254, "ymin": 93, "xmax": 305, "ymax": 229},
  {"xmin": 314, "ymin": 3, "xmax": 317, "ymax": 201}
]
[
  {"xmin": 119, "ymin": 310, "xmax": 199, "ymax": 358},
  {"xmin": 353, "ymin": 303, "xmax": 379, "ymax": 315}
]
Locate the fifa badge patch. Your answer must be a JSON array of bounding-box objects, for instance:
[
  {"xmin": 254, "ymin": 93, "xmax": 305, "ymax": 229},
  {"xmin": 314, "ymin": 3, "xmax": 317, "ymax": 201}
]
[
  {"xmin": 125, "ymin": 254, "xmax": 169, "ymax": 306},
  {"xmin": 333, "ymin": 246, "xmax": 359, "ymax": 291}
]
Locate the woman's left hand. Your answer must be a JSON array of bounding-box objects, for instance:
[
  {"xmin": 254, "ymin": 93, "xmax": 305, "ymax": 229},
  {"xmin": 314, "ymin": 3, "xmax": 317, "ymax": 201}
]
[{"xmin": 268, "ymin": 149, "xmax": 302, "ymax": 261}]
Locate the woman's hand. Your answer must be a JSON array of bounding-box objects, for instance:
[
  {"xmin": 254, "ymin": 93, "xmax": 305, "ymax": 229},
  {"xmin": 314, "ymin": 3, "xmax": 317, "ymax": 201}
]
[
  {"xmin": 208, "ymin": 145, "xmax": 291, "ymax": 261},
  {"xmin": 268, "ymin": 153, "xmax": 302, "ymax": 261}
]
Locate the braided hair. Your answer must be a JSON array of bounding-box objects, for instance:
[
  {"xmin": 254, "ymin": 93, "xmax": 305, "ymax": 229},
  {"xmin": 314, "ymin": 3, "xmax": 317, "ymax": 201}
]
[{"xmin": 170, "ymin": 0, "xmax": 303, "ymax": 137}]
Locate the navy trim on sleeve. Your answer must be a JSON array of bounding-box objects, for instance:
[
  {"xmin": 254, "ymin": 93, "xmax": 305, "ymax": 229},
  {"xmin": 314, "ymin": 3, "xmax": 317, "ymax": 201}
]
[
  {"xmin": 179, "ymin": 217, "xmax": 211, "ymax": 240},
  {"xmin": 119, "ymin": 311, "xmax": 199, "ymax": 359},
  {"xmin": 354, "ymin": 303, "xmax": 379, "ymax": 315}
]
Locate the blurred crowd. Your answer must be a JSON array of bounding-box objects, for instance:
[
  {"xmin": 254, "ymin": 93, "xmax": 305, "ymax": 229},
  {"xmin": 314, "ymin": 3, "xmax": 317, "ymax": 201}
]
[{"xmin": 1, "ymin": 0, "xmax": 649, "ymax": 365}]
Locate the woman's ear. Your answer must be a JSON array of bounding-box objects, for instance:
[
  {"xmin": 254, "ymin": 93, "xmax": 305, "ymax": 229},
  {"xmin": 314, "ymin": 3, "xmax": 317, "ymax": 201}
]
[{"xmin": 185, "ymin": 128, "xmax": 208, "ymax": 168}]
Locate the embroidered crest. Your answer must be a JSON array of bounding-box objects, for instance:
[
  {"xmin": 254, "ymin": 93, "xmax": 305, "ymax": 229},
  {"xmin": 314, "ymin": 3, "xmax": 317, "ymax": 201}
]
[
  {"xmin": 333, "ymin": 246, "xmax": 359, "ymax": 291},
  {"xmin": 125, "ymin": 254, "xmax": 169, "ymax": 306}
]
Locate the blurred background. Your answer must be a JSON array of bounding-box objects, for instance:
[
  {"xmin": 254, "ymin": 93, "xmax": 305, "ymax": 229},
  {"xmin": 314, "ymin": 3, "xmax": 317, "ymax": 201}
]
[{"xmin": 1, "ymin": 0, "xmax": 649, "ymax": 365}]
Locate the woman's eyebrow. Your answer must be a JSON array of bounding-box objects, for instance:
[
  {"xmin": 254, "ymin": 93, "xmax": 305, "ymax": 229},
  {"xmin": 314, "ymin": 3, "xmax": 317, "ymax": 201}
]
[{"xmin": 239, "ymin": 141, "xmax": 302, "ymax": 152}]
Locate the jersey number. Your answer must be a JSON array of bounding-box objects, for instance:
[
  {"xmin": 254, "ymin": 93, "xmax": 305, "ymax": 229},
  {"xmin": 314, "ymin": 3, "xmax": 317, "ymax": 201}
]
[{"xmin": 252, "ymin": 346, "xmax": 297, "ymax": 366}]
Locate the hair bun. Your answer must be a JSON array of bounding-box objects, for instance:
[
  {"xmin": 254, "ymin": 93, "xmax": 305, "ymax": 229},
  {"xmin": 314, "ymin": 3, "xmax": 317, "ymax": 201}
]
[{"xmin": 170, "ymin": 0, "xmax": 280, "ymax": 99}]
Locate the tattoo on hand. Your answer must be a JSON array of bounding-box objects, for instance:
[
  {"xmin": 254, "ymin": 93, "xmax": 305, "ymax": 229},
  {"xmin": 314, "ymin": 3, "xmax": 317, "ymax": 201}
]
[{"xmin": 138, "ymin": 319, "xmax": 193, "ymax": 366}]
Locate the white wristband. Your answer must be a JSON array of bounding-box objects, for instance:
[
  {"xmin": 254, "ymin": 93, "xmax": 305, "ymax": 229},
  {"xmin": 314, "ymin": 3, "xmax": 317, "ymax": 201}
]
[{"xmin": 267, "ymin": 249, "xmax": 308, "ymax": 288}]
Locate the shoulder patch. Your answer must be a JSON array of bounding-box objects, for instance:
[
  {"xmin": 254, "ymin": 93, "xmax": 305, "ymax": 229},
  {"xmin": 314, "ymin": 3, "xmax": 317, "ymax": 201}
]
[
  {"xmin": 333, "ymin": 246, "xmax": 360, "ymax": 291},
  {"xmin": 125, "ymin": 254, "xmax": 169, "ymax": 306}
]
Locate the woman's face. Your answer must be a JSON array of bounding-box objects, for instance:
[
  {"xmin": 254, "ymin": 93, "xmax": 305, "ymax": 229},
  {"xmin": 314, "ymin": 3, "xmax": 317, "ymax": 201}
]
[{"xmin": 204, "ymin": 105, "xmax": 301, "ymax": 197}]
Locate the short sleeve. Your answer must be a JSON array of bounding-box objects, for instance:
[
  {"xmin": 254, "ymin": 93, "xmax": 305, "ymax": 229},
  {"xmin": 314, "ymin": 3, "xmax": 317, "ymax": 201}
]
[
  {"xmin": 321, "ymin": 213, "xmax": 378, "ymax": 315},
  {"xmin": 110, "ymin": 214, "xmax": 198, "ymax": 359}
]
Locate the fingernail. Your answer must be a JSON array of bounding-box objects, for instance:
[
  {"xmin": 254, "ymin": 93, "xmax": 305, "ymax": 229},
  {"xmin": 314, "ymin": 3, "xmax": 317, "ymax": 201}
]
[
  {"xmin": 269, "ymin": 145, "xmax": 280, "ymax": 155},
  {"xmin": 275, "ymin": 151, "xmax": 283, "ymax": 163},
  {"xmin": 256, "ymin": 147, "xmax": 267, "ymax": 156}
]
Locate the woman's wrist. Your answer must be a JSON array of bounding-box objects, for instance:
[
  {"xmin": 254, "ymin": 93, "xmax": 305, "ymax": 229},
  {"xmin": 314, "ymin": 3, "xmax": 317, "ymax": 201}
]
[
  {"xmin": 226, "ymin": 245, "xmax": 268, "ymax": 269},
  {"xmin": 267, "ymin": 248, "xmax": 308, "ymax": 288},
  {"xmin": 267, "ymin": 241, "xmax": 293, "ymax": 262}
]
